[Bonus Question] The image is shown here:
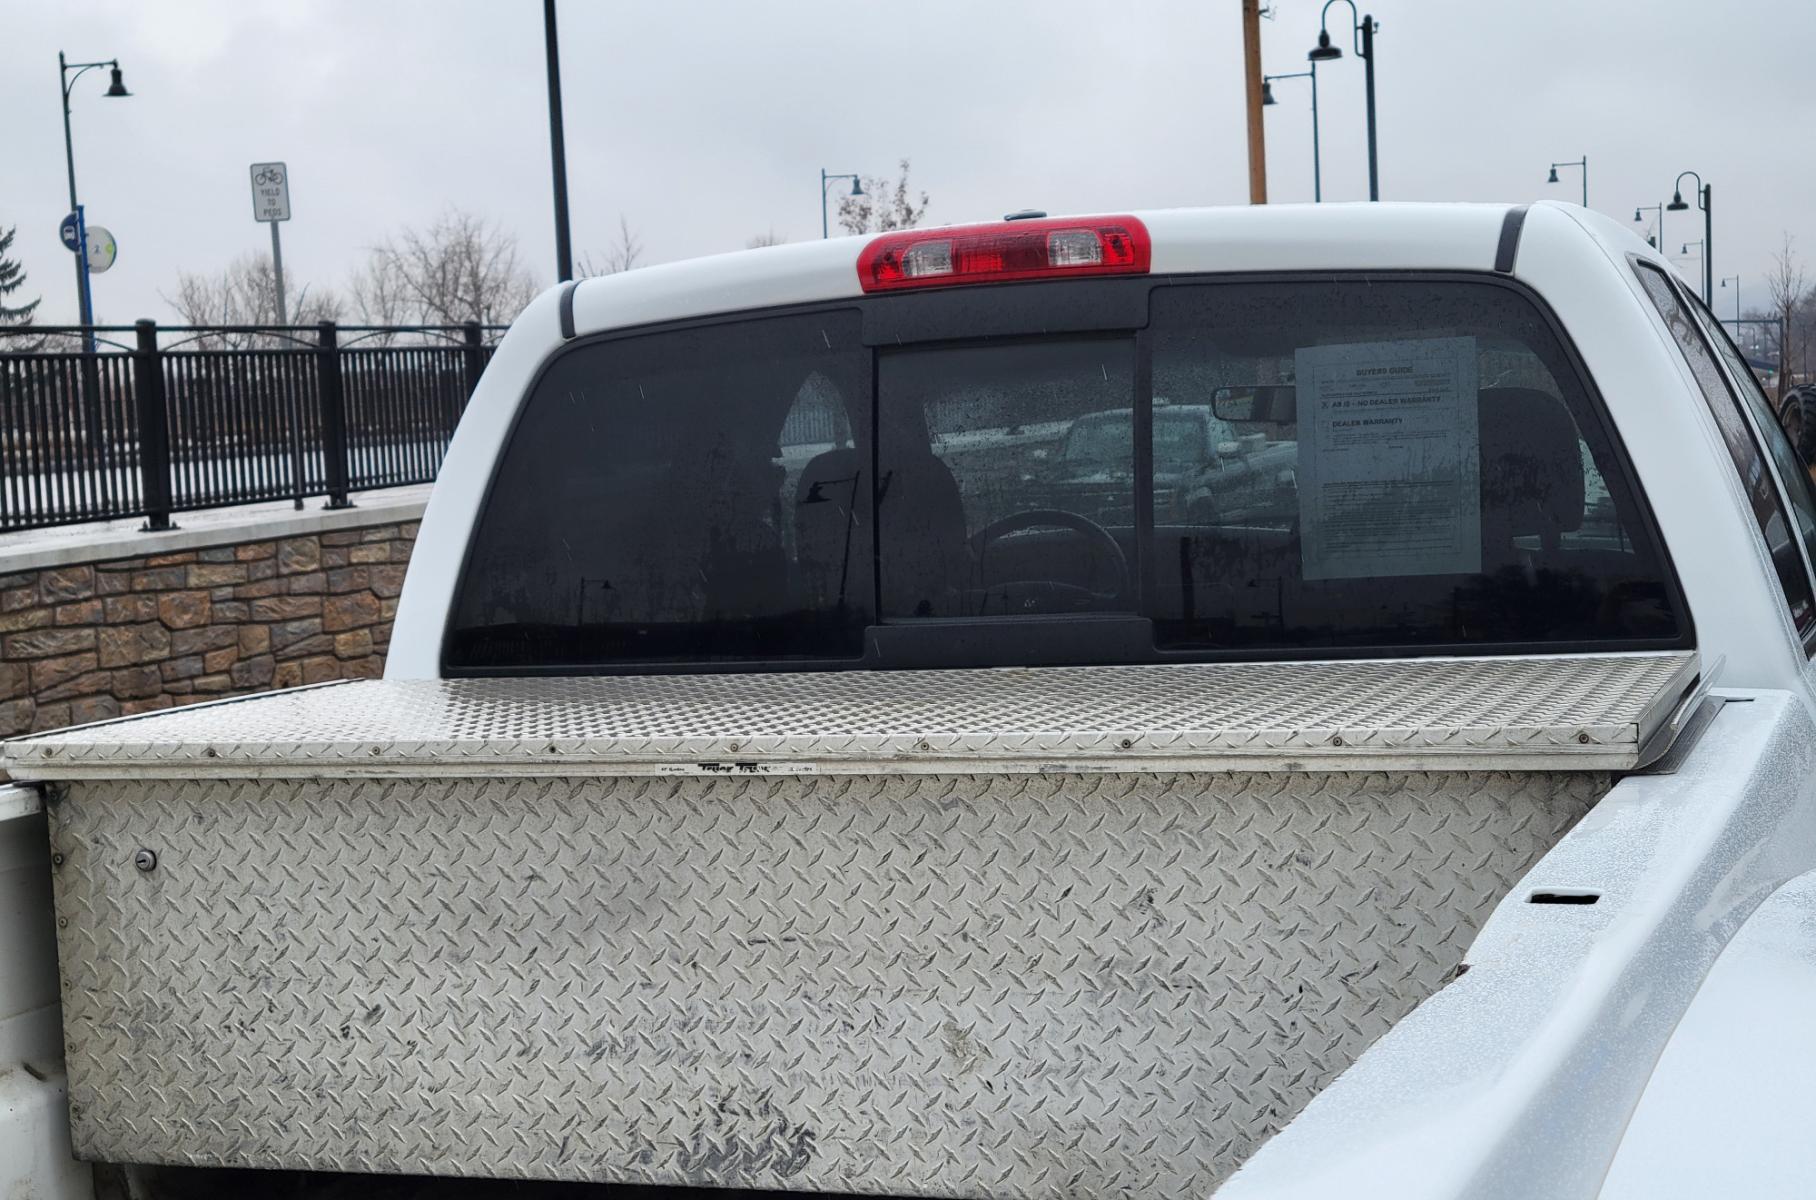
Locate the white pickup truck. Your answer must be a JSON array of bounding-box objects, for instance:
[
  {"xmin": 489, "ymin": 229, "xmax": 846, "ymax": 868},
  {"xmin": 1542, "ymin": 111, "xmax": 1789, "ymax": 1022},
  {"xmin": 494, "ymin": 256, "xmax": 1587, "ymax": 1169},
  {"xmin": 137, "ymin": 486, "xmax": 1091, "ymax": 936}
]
[{"xmin": 7, "ymin": 201, "xmax": 1816, "ymax": 1200}]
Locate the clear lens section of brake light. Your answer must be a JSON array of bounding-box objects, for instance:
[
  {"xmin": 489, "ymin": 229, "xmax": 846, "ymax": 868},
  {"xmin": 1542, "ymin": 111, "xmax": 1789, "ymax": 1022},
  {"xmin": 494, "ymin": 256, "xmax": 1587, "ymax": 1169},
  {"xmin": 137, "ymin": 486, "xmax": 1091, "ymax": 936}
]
[
  {"xmin": 1047, "ymin": 230, "xmax": 1103, "ymax": 267},
  {"xmin": 901, "ymin": 240, "xmax": 954, "ymax": 278},
  {"xmin": 857, "ymin": 216, "xmax": 1150, "ymax": 292}
]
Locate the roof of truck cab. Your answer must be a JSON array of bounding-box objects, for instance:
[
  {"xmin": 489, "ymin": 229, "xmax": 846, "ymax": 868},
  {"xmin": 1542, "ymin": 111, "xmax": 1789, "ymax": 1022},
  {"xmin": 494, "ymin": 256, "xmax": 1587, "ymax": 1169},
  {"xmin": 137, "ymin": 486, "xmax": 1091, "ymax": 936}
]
[{"xmin": 562, "ymin": 201, "xmax": 1658, "ymax": 341}]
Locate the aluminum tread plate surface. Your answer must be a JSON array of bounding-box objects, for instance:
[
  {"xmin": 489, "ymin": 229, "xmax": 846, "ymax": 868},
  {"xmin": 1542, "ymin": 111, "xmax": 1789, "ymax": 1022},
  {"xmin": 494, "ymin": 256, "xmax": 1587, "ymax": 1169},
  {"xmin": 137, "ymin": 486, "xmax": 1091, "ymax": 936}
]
[
  {"xmin": 50, "ymin": 769, "xmax": 1604, "ymax": 1195},
  {"xmin": 6, "ymin": 652, "xmax": 1694, "ymax": 778}
]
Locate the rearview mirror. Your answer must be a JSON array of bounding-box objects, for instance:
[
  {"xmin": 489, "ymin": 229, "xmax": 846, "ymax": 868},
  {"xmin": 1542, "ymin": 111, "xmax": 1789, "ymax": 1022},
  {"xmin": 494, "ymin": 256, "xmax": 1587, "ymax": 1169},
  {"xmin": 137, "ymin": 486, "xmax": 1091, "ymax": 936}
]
[{"xmin": 1212, "ymin": 385, "xmax": 1297, "ymax": 424}]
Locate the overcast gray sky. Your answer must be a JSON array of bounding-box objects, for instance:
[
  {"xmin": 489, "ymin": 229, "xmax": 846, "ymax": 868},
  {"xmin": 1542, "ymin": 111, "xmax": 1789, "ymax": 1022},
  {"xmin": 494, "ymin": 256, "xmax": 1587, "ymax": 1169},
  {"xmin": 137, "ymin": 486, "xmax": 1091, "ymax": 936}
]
[{"xmin": 7, "ymin": 0, "xmax": 1814, "ymax": 328}]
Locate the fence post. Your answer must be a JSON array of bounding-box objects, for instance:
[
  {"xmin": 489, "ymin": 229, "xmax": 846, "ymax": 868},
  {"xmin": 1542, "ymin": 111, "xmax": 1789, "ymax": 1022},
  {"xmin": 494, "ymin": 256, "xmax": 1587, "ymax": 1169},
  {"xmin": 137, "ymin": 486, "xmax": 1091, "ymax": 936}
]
[
  {"xmin": 462, "ymin": 321, "xmax": 484, "ymax": 400},
  {"xmin": 317, "ymin": 321, "xmax": 354, "ymax": 509},
  {"xmin": 133, "ymin": 319, "xmax": 175, "ymax": 532}
]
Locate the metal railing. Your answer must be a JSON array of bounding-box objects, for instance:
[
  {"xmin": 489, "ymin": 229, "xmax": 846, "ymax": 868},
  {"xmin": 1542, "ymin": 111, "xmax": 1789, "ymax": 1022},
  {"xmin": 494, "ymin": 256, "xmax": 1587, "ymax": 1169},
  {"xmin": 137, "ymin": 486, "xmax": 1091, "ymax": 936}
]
[{"xmin": 0, "ymin": 321, "xmax": 505, "ymax": 533}]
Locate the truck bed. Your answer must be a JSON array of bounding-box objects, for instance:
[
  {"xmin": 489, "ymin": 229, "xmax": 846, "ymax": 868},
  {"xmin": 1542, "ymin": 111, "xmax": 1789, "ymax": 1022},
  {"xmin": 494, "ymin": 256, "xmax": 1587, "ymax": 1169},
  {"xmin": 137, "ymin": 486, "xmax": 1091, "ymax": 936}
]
[{"xmin": 3, "ymin": 653, "xmax": 1697, "ymax": 1198}]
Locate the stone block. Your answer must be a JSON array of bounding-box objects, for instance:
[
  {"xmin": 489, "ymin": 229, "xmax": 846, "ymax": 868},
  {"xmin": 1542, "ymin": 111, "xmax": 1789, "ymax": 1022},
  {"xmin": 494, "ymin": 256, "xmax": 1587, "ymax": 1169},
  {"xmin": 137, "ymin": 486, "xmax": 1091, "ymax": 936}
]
[
  {"xmin": 40, "ymin": 566, "xmax": 96, "ymax": 602},
  {"xmin": 3, "ymin": 585, "xmax": 38, "ymax": 612},
  {"xmin": 213, "ymin": 600, "xmax": 250, "ymax": 622},
  {"xmin": 342, "ymin": 655, "xmax": 385, "ymax": 680},
  {"xmin": 95, "ymin": 570, "xmax": 133, "ymax": 595},
  {"xmin": 277, "ymin": 538, "xmax": 321, "ymax": 574},
  {"xmin": 170, "ymin": 625, "xmax": 239, "ymax": 656},
  {"xmin": 269, "ymin": 618, "xmax": 325, "ymax": 653},
  {"xmin": 161, "ymin": 656, "xmax": 205, "ymax": 682},
  {"xmin": 198, "ymin": 547, "xmax": 239, "ymax": 563},
  {"xmin": 273, "ymin": 661, "xmax": 304, "ymax": 689},
  {"xmin": 359, "ymin": 525, "xmax": 399, "ymax": 542},
  {"xmin": 30, "ymin": 653, "xmax": 99, "ymax": 695},
  {"xmin": 239, "ymin": 625, "xmax": 271, "ymax": 655},
  {"xmin": 286, "ymin": 572, "xmax": 327, "ymax": 595},
  {"xmin": 157, "ymin": 591, "xmax": 212, "ymax": 629},
  {"xmin": 230, "ymin": 656, "xmax": 276, "ymax": 689},
  {"xmin": 321, "ymin": 547, "xmax": 351, "ymax": 568},
  {"xmin": 252, "ymin": 596, "xmax": 322, "ymax": 622},
  {"xmin": 203, "ymin": 647, "xmax": 239, "ymax": 673},
  {"xmin": 349, "ymin": 544, "xmax": 390, "ymax": 564},
  {"xmin": 69, "ymin": 695, "xmax": 121, "ymax": 724},
  {"xmin": 30, "ymin": 703, "xmax": 71, "ymax": 732},
  {"xmin": 98, "ymin": 622, "xmax": 171, "ymax": 668},
  {"xmin": 193, "ymin": 673, "xmax": 234, "ymax": 694},
  {"xmin": 334, "ymin": 629, "xmax": 374, "ymax": 659},
  {"xmin": 320, "ymin": 531, "xmax": 363, "ymax": 547},
  {"xmin": 144, "ymin": 552, "xmax": 197, "ymax": 567},
  {"xmin": 0, "ymin": 607, "xmax": 51, "ymax": 633},
  {"xmin": 233, "ymin": 579, "xmax": 284, "ymax": 598},
  {"xmin": 0, "ymin": 699, "xmax": 35, "ymax": 737},
  {"xmin": 104, "ymin": 595, "xmax": 159, "ymax": 623},
  {"xmin": 187, "ymin": 563, "xmax": 249, "ymax": 587},
  {"xmin": 327, "ymin": 567, "xmax": 369, "ymax": 593},
  {"xmin": 5, "ymin": 627, "xmax": 97, "ymax": 659},
  {"xmin": 368, "ymin": 565, "xmax": 408, "ymax": 598},
  {"xmin": 39, "ymin": 669, "xmax": 114, "ymax": 703},
  {"xmin": 0, "ymin": 660, "xmax": 29, "ymax": 701},
  {"xmin": 131, "ymin": 567, "xmax": 188, "ymax": 591},
  {"xmin": 55, "ymin": 599, "xmax": 104, "ymax": 626},
  {"xmin": 300, "ymin": 655, "xmax": 344, "ymax": 684},
  {"xmin": 247, "ymin": 559, "xmax": 278, "ymax": 581},
  {"xmin": 323, "ymin": 592, "xmax": 382, "ymax": 632},
  {"xmin": 236, "ymin": 542, "xmax": 277, "ymax": 561},
  {"xmin": 121, "ymin": 696, "xmax": 175, "ymax": 716},
  {"xmin": 113, "ymin": 666, "xmax": 164, "ymax": 700}
]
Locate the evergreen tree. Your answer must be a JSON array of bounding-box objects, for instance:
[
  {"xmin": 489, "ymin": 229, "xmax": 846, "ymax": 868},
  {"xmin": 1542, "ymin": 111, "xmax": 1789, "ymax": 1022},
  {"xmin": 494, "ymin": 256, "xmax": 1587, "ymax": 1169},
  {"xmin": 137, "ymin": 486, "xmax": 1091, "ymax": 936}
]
[{"xmin": 0, "ymin": 225, "xmax": 43, "ymax": 332}]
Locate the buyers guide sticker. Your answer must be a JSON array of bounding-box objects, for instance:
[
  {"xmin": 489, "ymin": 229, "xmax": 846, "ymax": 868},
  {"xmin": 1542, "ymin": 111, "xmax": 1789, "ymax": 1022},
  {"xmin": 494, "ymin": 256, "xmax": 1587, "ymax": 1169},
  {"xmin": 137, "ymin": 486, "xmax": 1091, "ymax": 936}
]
[{"xmin": 1294, "ymin": 336, "xmax": 1481, "ymax": 581}]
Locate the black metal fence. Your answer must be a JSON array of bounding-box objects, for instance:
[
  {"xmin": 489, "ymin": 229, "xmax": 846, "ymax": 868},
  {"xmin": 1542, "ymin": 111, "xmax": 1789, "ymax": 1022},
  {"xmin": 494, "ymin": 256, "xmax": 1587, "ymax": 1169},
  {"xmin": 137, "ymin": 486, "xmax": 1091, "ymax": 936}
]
[{"xmin": 0, "ymin": 321, "xmax": 504, "ymax": 533}]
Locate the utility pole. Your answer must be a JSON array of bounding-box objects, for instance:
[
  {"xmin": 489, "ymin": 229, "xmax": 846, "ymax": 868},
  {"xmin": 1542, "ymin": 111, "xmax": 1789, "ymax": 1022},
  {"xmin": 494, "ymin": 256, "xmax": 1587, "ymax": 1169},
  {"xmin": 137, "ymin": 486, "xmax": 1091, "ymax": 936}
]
[
  {"xmin": 1242, "ymin": 0, "xmax": 1268, "ymax": 204},
  {"xmin": 543, "ymin": 0, "xmax": 573, "ymax": 282}
]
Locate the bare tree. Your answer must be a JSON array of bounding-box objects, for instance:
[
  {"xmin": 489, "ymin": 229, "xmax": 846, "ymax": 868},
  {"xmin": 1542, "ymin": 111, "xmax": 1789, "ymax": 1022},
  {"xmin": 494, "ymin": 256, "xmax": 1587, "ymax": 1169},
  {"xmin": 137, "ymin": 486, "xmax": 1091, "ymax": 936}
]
[
  {"xmin": 164, "ymin": 253, "xmax": 342, "ymax": 348},
  {"xmin": 837, "ymin": 159, "xmax": 931, "ymax": 235},
  {"xmin": 746, "ymin": 230, "xmax": 786, "ymax": 249},
  {"xmin": 360, "ymin": 209, "xmax": 540, "ymax": 329},
  {"xmin": 1767, "ymin": 234, "xmax": 1809, "ymax": 401},
  {"xmin": 578, "ymin": 217, "xmax": 645, "ymax": 277}
]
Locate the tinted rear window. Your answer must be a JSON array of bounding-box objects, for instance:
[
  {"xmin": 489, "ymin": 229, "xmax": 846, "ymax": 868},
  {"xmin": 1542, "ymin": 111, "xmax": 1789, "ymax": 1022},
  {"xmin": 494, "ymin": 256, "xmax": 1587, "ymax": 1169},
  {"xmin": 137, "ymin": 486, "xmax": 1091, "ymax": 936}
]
[
  {"xmin": 448, "ymin": 312, "xmax": 873, "ymax": 668},
  {"xmin": 1147, "ymin": 281, "xmax": 1681, "ymax": 651},
  {"xmin": 446, "ymin": 277, "xmax": 1685, "ymax": 673}
]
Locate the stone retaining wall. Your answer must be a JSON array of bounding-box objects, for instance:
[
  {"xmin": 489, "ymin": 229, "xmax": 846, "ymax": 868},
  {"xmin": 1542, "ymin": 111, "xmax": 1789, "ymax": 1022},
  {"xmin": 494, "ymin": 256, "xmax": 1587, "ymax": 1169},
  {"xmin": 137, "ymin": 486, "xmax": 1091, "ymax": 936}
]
[{"xmin": 0, "ymin": 520, "xmax": 417, "ymax": 736}]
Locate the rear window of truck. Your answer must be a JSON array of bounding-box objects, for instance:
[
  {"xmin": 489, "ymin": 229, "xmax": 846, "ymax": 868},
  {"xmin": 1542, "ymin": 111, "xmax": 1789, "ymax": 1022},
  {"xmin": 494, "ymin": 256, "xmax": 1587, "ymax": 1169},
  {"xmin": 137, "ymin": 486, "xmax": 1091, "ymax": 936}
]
[{"xmin": 446, "ymin": 277, "xmax": 1686, "ymax": 672}]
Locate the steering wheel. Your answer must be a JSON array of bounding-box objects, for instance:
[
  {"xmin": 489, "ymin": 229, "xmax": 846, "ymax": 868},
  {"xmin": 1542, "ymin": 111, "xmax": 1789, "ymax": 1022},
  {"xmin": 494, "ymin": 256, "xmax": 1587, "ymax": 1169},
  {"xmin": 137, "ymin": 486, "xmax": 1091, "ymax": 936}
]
[{"xmin": 969, "ymin": 508, "xmax": 1132, "ymax": 612}]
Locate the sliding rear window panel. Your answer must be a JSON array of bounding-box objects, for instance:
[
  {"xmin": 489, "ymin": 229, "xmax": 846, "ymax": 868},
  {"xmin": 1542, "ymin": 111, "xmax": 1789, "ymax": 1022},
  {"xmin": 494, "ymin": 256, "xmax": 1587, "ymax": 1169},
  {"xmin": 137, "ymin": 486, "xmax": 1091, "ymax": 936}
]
[{"xmin": 443, "ymin": 272, "xmax": 1691, "ymax": 675}]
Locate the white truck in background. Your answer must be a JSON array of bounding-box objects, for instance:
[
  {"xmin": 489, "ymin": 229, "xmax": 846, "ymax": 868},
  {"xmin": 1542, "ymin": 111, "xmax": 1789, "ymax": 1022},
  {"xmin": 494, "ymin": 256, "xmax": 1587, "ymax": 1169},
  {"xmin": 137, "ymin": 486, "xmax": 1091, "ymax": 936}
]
[{"xmin": 7, "ymin": 201, "xmax": 1816, "ymax": 1199}]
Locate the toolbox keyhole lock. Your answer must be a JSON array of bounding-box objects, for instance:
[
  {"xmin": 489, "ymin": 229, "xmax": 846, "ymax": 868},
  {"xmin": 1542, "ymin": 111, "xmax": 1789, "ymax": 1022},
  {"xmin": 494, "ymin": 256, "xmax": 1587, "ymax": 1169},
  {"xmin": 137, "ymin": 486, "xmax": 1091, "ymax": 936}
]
[{"xmin": 134, "ymin": 848, "xmax": 158, "ymax": 873}]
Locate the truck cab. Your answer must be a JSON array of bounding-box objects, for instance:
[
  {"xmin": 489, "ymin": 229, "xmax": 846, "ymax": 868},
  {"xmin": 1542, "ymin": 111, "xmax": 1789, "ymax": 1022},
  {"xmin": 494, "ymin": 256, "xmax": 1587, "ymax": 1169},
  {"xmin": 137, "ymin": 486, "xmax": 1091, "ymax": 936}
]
[{"xmin": 11, "ymin": 202, "xmax": 1816, "ymax": 1200}]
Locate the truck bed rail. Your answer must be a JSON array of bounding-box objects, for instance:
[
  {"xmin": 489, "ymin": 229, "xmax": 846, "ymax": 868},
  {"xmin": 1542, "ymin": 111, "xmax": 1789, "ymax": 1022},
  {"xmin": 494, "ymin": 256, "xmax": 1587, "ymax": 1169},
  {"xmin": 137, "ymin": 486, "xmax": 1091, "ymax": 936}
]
[{"xmin": 1, "ymin": 651, "xmax": 1698, "ymax": 780}]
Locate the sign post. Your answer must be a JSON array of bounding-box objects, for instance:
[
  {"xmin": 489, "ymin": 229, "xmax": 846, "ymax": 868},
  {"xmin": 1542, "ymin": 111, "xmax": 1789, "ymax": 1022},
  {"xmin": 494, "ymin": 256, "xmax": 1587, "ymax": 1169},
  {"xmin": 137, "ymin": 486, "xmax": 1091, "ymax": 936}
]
[{"xmin": 249, "ymin": 162, "xmax": 292, "ymax": 325}]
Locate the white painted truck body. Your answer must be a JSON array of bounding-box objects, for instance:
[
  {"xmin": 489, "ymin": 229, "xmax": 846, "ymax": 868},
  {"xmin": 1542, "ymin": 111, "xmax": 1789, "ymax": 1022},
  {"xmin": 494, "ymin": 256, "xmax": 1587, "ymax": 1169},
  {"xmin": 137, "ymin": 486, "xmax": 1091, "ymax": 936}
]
[{"xmin": 5, "ymin": 201, "xmax": 1816, "ymax": 1199}]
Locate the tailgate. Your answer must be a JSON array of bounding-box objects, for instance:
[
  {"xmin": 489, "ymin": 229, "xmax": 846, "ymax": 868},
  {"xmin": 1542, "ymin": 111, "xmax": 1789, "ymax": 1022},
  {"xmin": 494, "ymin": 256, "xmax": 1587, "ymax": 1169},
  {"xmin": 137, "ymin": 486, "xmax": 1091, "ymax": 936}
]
[{"xmin": 4, "ymin": 653, "xmax": 1695, "ymax": 1197}]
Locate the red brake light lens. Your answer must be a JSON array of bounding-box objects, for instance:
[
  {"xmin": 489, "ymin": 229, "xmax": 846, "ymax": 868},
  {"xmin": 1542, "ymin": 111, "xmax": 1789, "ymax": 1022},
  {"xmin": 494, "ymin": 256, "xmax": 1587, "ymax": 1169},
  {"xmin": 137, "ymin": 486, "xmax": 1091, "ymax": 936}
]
[{"xmin": 858, "ymin": 215, "xmax": 1151, "ymax": 292}]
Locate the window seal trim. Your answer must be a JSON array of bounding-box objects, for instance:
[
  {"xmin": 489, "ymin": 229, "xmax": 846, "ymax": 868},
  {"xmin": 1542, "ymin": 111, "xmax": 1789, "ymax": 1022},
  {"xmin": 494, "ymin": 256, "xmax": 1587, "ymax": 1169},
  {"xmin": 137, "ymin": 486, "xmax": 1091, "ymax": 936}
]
[{"xmin": 1630, "ymin": 255, "xmax": 1816, "ymax": 653}]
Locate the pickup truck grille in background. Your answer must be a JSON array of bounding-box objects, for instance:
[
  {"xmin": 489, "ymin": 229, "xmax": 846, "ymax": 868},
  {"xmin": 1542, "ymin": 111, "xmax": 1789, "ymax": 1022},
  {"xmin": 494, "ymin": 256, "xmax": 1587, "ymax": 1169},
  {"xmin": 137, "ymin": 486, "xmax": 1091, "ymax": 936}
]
[{"xmin": 48, "ymin": 767, "xmax": 1604, "ymax": 1196}]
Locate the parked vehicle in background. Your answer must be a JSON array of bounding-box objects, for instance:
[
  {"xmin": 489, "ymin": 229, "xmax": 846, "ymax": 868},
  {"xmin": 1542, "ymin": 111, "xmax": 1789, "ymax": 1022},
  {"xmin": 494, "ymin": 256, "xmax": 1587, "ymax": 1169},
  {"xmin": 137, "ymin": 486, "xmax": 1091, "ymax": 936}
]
[
  {"xmin": 11, "ymin": 202, "xmax": 1816, "ymax": 1200},
  {"xmin": 1780, "ymin": 381, "xmax": 1816, "ymax": 465}
]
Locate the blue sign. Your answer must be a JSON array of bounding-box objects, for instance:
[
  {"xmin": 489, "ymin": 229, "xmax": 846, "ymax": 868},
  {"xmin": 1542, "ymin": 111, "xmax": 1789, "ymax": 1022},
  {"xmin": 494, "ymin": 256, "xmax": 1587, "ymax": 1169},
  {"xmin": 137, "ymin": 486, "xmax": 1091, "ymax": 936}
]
[{"xmin": 59, "ymin": 211, "xmax": 82, "ymax": 252}]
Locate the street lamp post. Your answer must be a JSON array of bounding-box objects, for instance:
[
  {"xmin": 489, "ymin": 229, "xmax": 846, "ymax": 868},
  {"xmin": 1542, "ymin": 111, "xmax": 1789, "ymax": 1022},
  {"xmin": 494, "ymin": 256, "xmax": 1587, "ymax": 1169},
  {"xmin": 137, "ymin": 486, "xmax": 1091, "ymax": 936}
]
[
  {"xmin": 1634, "ymin": 203, "xmax": 1664, "ymax": 251},
  {"xmin": 1263, "ymin": 66, "xmax": 1321, "ymax": 202},
  {"xmin": 1720, "ymin": 275, "xmax": 1741, "ymax": 326},
  {"xmin": 1547, "ymin": 157, "xmax": 1587, "ymax": 208},
  {"xmin": 1680, "ymin": 241, "xmax": 1707, "ymax": 294},
  {"xmin": 58, "ymin": 51, "xmax": 130, "ymax": 352},
  {"xmin": 821, "ymin": 170, "xmax": 864, "ymax": 239},
  {"xmin": 1307, "ymin": 1, "xmax": 1379, "ymax": 201},
  {"xmin": 1667, "ymin": 172, "xmax": 1712, "ymax": 305}
]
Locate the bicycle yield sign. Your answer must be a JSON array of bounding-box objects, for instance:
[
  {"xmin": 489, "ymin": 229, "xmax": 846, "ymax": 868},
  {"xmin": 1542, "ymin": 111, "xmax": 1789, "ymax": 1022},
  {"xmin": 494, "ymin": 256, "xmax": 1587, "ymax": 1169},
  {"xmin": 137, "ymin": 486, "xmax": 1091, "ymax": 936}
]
[{"xmin": 250, "ymin": 162, "xmax": 291, "ymax": 222}]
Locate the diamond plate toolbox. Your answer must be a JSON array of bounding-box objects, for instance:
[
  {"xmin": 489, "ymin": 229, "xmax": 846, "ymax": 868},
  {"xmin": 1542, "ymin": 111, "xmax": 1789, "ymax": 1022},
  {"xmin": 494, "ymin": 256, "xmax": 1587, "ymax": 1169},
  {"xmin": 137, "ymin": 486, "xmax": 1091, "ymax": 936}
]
[{"xmin": 47, "ymin": 768, "xmax": 1604, "ymax": 1196}]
